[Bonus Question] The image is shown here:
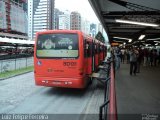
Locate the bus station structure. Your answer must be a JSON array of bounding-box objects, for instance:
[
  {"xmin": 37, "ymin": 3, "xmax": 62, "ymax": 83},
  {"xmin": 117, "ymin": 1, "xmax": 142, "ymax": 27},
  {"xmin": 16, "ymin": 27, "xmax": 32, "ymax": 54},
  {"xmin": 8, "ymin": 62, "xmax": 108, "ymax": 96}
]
[{"xmin": 89, "ymin": 0, "xmax": 160, "ymax": 119}]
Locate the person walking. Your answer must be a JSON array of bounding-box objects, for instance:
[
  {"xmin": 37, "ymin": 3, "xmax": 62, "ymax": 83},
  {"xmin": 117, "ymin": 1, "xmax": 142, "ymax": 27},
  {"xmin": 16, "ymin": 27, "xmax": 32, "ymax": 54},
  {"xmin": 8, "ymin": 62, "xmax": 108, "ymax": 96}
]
[
  {"xmin": 153, "ymin": 49, "xmax": 157, "ymax": 66},
  {"xmin": 121, "ymin": 49, "xmax": 125, "ymax": 63},
  {"xmin": 143, "ymin": 49, "xmax": 148, "ymax": 66},
  {"xmin": 126, "ymin": 50, "xmax": 130, "ymax": 64},
  {"xmin": 158, "ymin": 51, "xmax": 160, "ymax": 65},
  {"xmin": 129, "ymin": 48, "xmax": 138, "ymax": 75},
  {"xmin": 149, "ymin": 50, "xmax": 153, "ymax": 66},
  {"xmin": 137, "ymin": 49, "xmax": 142, "ymax": 73},
  {"xmin": 115, "ymin": 48, "xmax": 121, "ymax": 70}
]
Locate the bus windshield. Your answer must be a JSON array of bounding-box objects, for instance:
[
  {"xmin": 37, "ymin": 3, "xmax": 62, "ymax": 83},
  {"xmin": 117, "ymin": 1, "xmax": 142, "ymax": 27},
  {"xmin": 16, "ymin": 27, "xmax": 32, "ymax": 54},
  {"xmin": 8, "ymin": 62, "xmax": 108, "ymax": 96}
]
[{"xmin": 36, "ymin": 33, "xmax": 79, "ymax": 58}]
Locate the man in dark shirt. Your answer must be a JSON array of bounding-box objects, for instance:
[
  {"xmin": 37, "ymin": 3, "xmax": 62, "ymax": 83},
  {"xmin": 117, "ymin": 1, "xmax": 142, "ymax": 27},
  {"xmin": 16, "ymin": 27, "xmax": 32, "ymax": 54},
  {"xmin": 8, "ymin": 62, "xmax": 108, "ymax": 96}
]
[{"xmin": 129, "ymin": 48, "xmax": 138, "ymax": 75}]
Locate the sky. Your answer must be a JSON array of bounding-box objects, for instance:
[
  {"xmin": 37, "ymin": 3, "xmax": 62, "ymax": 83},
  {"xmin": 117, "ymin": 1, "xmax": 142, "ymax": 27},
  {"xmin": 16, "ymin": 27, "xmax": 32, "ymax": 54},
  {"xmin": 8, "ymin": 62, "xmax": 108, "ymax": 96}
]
[{"xmin": 55, "ymin": 0, "xmax": 100, "ymax": 23}]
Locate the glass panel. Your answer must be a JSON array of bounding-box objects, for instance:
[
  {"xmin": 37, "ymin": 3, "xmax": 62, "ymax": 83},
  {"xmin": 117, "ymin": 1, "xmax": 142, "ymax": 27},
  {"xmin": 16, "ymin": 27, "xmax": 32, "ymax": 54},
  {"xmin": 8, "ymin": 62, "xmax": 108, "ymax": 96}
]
[{"xmin": 36, "ymin": 33, "xmax": 78, "ymax": 58}]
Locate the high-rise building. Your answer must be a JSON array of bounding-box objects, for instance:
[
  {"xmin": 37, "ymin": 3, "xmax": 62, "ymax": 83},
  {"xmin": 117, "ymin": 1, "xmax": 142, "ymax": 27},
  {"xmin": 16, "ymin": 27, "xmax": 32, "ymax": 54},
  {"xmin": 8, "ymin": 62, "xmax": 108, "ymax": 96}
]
[
  {"xmin": 28, "ymin": 0, "xmax": 33, "ymax": 39},
  {"xmin": 70, "ymin": 11, "xmax": 81, "ymax": 30},
  {"xmin": 90, "ymin": 23, "xmax": 97, "ymax": 37},
  {"xmin": 98, "ymin": 23, "xmax": 103, "ymax": 33},
  {"xmin": 81, "ymin": 18, "xmax": 90, "ymax": 35},
  {"xmin": 0, "ymin": 0, "xmax": 27, "ymax": 39},
  {"xmin": 54, "ymin": 8, "xmax": 63, "ymax": 30},
  {"xmin": 59, "ymin": 10, "xmax": 70, "ymax": 30},
  {"xmin": 32, "ymin": 0, "xmax": 55, "ymax": 38}
]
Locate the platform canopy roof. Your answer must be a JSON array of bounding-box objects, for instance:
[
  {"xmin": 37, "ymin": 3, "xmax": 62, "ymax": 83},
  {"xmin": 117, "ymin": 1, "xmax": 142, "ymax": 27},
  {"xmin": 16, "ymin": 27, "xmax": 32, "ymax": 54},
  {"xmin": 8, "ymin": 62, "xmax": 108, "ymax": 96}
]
[
  {"xmin": 89, "ymin": 0, "xmax": 160, "ymax": 47},
  {"xmin": 0, "ymin": 37, "xmax": 34, "ymax": 47}
]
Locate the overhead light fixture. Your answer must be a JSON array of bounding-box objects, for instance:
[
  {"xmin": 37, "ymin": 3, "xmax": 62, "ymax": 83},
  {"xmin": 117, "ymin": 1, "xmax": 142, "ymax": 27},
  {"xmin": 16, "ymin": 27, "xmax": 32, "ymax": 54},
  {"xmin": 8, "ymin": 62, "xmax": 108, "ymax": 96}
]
[
  {"xmin": 155, "ymin": 43, "xmax": 158, "ymax": 45},
  {"xmin": 113, "ymin": 40, "xmax": 124, "ymax": 43},
  {"xmin": 113, "ymin": 36, "xmax": 132, "ymax": 42},
  {"xmin": 145, "ymin": 44, "xmax": 151, "ymax": 47},
  {"xmin": 141, "ymin": 41, "xmax": 145, "ymax": 42},
  {"xmin": 128, "ymin": 39, "xmax": 132, "ymax": 42},
  {"xmin": 155, "ymin": 41, "xmax": 160, "ymax": 43},
  {"xmin": 113, "ymin": 37, "xmax": 129, "ymax": 40},
  {"xmin": 138, "ymin": 35, "xmax": 145, "ymax": 40},
  {"xmin": 119, "ymin": 44, "xmax": 123, "ymax": 47},
  {"xmin": 146, "ymin": 38, "xmax": 160, "ymax": 40},
  {"xmin": 115, "ymin": 19, "xmax": 159, "ymax": 27}
]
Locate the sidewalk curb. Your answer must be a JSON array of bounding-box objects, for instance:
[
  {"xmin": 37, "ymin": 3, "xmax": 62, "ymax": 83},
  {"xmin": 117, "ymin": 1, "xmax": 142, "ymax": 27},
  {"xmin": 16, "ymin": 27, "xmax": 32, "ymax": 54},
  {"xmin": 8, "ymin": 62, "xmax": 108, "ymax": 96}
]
[{"xmin": 0, "ymin": 71, "xmax": 33, "ymax": 81}]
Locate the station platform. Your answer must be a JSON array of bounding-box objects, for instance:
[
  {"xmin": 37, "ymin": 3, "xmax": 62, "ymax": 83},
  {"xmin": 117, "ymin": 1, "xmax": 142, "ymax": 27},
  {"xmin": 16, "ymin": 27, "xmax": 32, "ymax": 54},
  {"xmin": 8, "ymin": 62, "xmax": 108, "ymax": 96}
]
[{"xmin": 115, "ymin": 63, "xmax": 160, "ymax": 115}]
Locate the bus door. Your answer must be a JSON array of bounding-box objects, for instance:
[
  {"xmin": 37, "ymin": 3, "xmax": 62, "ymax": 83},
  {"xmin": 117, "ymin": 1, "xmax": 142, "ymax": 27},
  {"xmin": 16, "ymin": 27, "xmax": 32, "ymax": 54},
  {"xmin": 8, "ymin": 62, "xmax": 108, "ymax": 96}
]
[{"xmin": 84, "ymin": 39, "xmax": 92, "ymax": 75}]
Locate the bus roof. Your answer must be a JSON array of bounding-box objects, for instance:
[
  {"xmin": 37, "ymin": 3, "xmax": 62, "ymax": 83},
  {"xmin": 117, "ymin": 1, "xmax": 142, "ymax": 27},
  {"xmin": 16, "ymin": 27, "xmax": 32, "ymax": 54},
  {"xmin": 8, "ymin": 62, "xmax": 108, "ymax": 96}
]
[{"xmin": 36, "ymin": 30, "xmax": 83, "ymax": 35}]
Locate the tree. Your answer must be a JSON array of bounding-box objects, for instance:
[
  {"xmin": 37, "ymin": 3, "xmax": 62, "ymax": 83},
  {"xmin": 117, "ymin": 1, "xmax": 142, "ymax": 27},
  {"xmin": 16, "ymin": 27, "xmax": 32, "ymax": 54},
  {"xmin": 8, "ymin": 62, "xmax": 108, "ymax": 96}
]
[{"xmin": 95, "ymin": 31, "xmax": 105, "ymax": 43}]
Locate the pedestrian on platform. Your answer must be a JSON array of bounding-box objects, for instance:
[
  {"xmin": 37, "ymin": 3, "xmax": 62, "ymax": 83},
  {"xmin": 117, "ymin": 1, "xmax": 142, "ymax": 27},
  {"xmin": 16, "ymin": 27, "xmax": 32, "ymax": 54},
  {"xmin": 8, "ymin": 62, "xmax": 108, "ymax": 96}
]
[
  {"xmin": 158, "ymin": 51, "xmax": 160, "ymax": 65},
  {"xmin": 129, "ymin": 48, "xmax": 138, "ymax": 75},
  {"xmin": 137, "ymin": 49, "xmax": 142, "ymax": 73},
  {"xmin": 126, "ymin": 50, "xmax": 130, "ymax": 64},
  {"xmin": 121, "ymin": 49, "xmax": 125, "ymax": 63},
  {"xmin": 115, "ymin": 48, "xmax": 121, "ymax": 70},
  {"xmin": 143, "ymin": 49, "xmax": 148, "ymax": 66},
  {"xmin": 153, "ymin": 49, "xmax": 157, "ymax": 66}
]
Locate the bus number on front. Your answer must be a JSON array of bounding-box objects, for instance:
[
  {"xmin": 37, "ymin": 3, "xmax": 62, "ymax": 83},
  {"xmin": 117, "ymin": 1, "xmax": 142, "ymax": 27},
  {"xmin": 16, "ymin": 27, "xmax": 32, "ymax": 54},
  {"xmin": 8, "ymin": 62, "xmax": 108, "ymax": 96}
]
[{"xmin": 63, "ymin": 62, "xmax": 77, "ymax": 67}]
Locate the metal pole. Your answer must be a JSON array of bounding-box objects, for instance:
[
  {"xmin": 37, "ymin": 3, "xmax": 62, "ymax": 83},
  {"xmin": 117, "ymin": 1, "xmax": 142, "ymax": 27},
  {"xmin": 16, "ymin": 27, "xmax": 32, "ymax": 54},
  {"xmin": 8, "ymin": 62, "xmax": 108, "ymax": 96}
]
[{"xmin": 26, "ymin": 57, "xmax": 27, "ymax": 68}]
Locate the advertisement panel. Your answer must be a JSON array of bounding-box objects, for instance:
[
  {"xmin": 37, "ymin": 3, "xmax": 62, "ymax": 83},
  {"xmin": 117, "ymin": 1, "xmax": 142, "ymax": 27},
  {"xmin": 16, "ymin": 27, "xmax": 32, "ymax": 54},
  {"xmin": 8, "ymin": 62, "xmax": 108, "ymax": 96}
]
[{"xmin": 0, "ymin": 1, "xmax": 7, "ymax": 29}]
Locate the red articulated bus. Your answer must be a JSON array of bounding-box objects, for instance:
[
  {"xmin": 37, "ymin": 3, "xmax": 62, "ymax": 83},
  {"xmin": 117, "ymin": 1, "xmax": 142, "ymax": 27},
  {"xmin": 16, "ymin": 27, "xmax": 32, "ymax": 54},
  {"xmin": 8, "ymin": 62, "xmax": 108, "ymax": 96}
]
[{"xmin": 34, "ymin": 30, "xmax": 106, "ymax": 88}]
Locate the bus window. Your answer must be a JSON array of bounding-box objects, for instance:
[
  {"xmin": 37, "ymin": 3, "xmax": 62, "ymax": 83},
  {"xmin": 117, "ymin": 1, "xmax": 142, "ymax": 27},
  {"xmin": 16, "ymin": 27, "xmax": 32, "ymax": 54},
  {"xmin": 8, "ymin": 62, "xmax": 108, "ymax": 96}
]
[
  {"xmin": 84, "ymin": 40, "xmax": 92, "ymax": 58},
  {"xmin": 92, "ymin": 42, "xmax": 95, "ymax": 56},
  {"xmin": 97, "ymin": 44, "xmax": 100, "ymax": 54},
  {"xmin": 100, "ymin": 46, "xmax": 102, "ymax": 52},
  {"xmin": 36, "ymin": 33, "xmax": 79, "ymax": 58},
  {"xmin": 88, "ymin": 42, "xmax": 92, "ymax": 57},
  {"xmin": 84, "ymin": 39, "xmax": 87, "ymax": 58},
  {"xmin": 95, "ymin": 44, "xmax": 97, "ymax": 54}
]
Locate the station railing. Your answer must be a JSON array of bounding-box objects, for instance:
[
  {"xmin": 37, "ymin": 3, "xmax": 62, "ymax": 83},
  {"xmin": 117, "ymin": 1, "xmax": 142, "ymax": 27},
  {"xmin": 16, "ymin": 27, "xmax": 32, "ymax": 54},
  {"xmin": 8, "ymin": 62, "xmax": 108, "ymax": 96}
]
[{"xmin": 93, "ymin": 56, "xmax": 117, "ymax": 120}]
